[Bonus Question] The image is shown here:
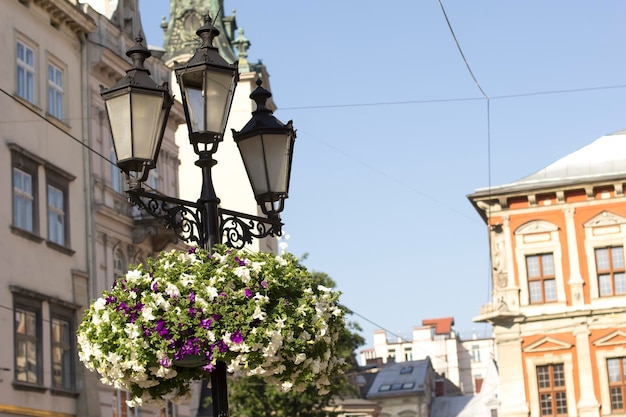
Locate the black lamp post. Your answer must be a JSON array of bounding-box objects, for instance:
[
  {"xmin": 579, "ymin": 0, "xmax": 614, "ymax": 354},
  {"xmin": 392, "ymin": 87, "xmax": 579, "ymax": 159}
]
[{"xmin": 100, "ymin": 16, "xmax": 296, "ymax": 417}]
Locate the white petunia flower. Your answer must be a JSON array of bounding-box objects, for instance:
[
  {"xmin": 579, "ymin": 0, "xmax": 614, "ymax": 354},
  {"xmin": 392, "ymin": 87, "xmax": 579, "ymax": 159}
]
[
  {"xmin": 165, "ymin": 283, "xmax": 180, "ymax": 298},
  {"xmin": 126, "ymin": 269, "xmax": 142, "ymax": 283},
  {"xmin": 93, "ymin": 298, "xmax": 106, "ymax": 311}
]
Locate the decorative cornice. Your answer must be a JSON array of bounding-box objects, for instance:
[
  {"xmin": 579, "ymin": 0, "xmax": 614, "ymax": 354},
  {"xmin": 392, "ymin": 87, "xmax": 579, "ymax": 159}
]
[{"xmin": 33, "ymin": 0, "xmax": 96, "ymax": 36}]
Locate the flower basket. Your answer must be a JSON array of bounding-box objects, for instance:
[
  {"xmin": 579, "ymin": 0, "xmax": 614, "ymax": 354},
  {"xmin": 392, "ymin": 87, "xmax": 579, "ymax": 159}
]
[{"xmin": 77, "ymin": 246, "xmax": 346, "ymax": 407}]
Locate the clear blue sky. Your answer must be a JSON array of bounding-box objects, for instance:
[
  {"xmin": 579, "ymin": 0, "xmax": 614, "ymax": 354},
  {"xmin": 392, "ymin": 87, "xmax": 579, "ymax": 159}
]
[{"xmin": 138, "ymin": 1, "xmax": 626, "ymax": 348}]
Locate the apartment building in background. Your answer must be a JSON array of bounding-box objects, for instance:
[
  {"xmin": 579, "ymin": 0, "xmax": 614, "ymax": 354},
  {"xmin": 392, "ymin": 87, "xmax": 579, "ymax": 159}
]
[{"xmin": 360, "ymin": 317, "xmax": 495, "ymax": 396}]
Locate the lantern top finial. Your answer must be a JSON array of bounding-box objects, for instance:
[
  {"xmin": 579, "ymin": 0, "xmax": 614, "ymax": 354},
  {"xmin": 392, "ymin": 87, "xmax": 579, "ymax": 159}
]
[
  {"xmin": 125, "ymin": 36, "xmax": 151, "ymax": 72},
  {"xmin": 196, "ymin": 14, "xmax": 220, "ymax": 48}
]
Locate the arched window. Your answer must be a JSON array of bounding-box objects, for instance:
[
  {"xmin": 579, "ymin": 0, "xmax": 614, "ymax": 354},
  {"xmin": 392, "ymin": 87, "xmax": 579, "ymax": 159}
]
[{"xmin": 113, "ymin": 247, "xmax": 127, "ymax": 279}]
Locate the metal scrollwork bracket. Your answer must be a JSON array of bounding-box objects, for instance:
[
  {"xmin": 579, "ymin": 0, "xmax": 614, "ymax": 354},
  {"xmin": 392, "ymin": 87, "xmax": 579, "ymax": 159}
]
[{"xmin": 127, "ymin": 189, "xmax": 283, "ymax": 249}]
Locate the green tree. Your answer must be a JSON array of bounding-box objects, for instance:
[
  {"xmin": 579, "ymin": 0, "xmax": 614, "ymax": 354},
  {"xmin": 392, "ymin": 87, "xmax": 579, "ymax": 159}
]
[{"xmin": 226, "ymin": 271, "xmax": 365, "ymax": 417}]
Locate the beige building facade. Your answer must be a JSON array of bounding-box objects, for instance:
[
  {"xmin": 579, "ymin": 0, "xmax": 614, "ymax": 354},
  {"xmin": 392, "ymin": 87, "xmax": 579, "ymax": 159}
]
[{"xmin": 0, "ymin": 1, "xmax": 94, "ymax": 417}]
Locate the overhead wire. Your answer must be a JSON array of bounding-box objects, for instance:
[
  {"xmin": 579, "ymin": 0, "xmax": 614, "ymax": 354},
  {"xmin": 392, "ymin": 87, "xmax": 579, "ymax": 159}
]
[{"xmin": 436, "ymin": 0, "xmax": 493, "ymax": 336}]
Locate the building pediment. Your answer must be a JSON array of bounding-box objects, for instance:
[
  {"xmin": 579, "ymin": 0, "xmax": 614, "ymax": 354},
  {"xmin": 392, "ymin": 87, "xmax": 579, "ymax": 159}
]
[
  {"xmin": 593, "ymin": 330, "xmax": 626, "ymax": 347},
  {"xmin": 515, "ymin": 220, "xmax": 559, "ymax": 235},
  {"xmin": 523, "ymin": 336, "xmax": 572, "ymax": 352},
  {"xmin": 584, "ymin": 211, "xmax": 626, "ymax": 228}
]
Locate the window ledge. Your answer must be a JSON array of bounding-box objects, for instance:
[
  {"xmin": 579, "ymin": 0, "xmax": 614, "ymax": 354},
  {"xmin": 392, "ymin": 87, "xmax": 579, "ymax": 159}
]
[
  {"xmin": 50, "ymin": 387, "xmax": 79, "ymax": 398},
  {"xmin": 11, "ymin": 226, "xmax": 44, "ymax": 243},
  {"xmin": 12, "ymin": 381, "xmax": 47, "ymax": 393},
  {"xmin": 13, "ymin": 95, "xmax": 41, "ymax": 113},
  {"xmin": 46, "ymin": 114, "xmax": 71, "ymax": 133},
  {"xmin": 46, "ymin": 241, "xmax": 75, "ymax": 256}
]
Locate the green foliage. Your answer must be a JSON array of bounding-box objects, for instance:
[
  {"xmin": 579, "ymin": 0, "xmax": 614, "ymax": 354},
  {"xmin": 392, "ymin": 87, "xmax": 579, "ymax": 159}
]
[{"xmin": 227, "ymin": 271, "xmax": 365, "ymax": 417}]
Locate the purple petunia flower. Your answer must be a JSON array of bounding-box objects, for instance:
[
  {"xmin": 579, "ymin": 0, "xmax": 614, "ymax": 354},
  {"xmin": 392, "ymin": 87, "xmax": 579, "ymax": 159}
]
[
  {"xmin": 189, "ymin": 291, "xmax": 195, "ymax": 303},
  {"xmin": 155, "ymin": 320, "xmax": 170, "ymax": 338},
  {"xmin": 159, "ymin": 357, "xmax": 171, "ymax": 368},
  {"xmin": 234, "ymin": 256, "xmax": 246, "ymax": 266},
  {"xmin": 203, "ymin": 363, "xmax": 215, "ymax": 372},
  {"xmin": 117, "ymin": 301, "xmax": 129, "ymax": 313},
  {"xmin": 230, "ymin": 331, "xmax": 244, "ymax": 344},
  {"xmin": 260, "ymin": 280, "xmax": 267, "ymax": 289},
  {"xmin": 216, "ymin": 340, "xmax": 229, "ymax": 353},
  {"xmin": 105, "ymin": 295, "xmax": 117, "ymax": 305},
  {"xmin": 200, "ymin": 318, "xmax": 213, "ymax": 329},
  {"xmin": 188, "ymin": 247, "xmax": 196, "ymax": 254},
  {"xmin": 152, "ymin": 281, "xmax": 158, "ymax": 291},
  {"xmin": 244, "ymin": 288, "xmax": 252, "ymax": 298}
]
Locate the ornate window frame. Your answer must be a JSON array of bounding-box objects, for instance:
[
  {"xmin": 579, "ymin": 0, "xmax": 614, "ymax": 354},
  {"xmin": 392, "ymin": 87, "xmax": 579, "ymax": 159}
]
[
  {"xmin": 524, "ymin": 353, "xmax": 576, "ymax": 417},
  {"xmin": 514, "ymin": 220, "xmax": 565, "ymax": 308},
  {"xmin": 583, "ymin": 211, "xmax": 626, "ymax": 303},
  {"xmin": 594, "ymin": 333, "xmax": 626, "ymax": 414}
]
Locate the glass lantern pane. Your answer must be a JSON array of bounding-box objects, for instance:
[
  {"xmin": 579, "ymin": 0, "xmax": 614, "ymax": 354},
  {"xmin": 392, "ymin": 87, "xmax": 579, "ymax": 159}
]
[
  {"xmin": 130, "ymin": 91, "xmax": 164, "ymax": 160},
  {"xmin": 185, "ymin": 83, "xmax": 205, "ymax": 132},
  {"xmin": 263, "ymin": 133, "xmax": 291, "ymax": 193},
  {"xmin": 203, "ymin": 70, "xmax": 234, "ymax": 136},
  {"xmin": 105, "ymin": 94, "xmax": 132, "ymax": 161},
  {"xmin": 237, "ymin": 135, "xmax": 267, "ymax": 194}
]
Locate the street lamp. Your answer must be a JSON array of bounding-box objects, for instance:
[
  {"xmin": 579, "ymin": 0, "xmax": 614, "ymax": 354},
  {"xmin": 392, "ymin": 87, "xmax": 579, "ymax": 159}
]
[
  {"xmin": 101, "ymin": 17, "xmax": 295, "ymax": 251},
  {"xmin": 100, "ymin": 17, "xmax": 296, "ymax": 416}
]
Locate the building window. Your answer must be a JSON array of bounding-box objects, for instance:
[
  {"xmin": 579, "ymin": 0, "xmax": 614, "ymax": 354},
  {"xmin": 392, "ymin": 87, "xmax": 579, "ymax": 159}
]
[
  {"xmin": 160, "ymin": 400, "xmax": 177, "ymax": 417},
  {"xmin": 471, "ymin": 344, "xmax": 481, "ymax": 362},
  {"xmin": 400, "ymin": 366, "xmax": 413, "ymax": 374},
  {"xmin": 47, "ymin": 62, "xmax": 64, "ymax": 120},
  {"xmin": 404, "ymin": 348, "xmax": 413, "ymax": 361},
  {"xmin": 113, "ymin": 247, "xmax": 127, "ymax": 277},
  {"xmin": 595, "ymin": 247, "xmax": 626, "ymax": 296},
  {"xmin": 13, "ymin": 167, "xmax": 36, "ymax": 233},
  {"xmin": 113, "ymin": 390, "xmax": 139, "ymax": 417},
  {"xmin": 50, "ymin": 306, "xmax": 74, "ymax": 391},
  {"xmin": 16, "ymin": 39, "xmax": 35, "ymax": 103},
  {"xmin": 47, "ymin": 184, "xmax": 66, "ymax": 245},
  {"xmin": 14, "ymin": 297, "xmax": 42, "ymax": 386},
  {"xmin": 527, "ymin": 253, "xmax": 557, "ymax": 303},
  {"xmin": 148, "ymin": 168, "xmax": 159, "ymax": 192},
  {"xmin": 537, "ymin": 364, "xmax": 567, "ymax": 416},
  {"xmin": 608, "ymin": 357, "xmax": 626, "ymax": 411},
  {"xmin": 109, "ymin": 136, "xmax": 122, "ymax": 193}
]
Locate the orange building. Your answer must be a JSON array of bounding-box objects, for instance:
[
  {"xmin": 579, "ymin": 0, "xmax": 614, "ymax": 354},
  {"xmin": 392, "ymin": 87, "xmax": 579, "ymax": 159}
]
[{"xmin": 469, "ymin": 130, "xmax": 626, "ymax": 417}]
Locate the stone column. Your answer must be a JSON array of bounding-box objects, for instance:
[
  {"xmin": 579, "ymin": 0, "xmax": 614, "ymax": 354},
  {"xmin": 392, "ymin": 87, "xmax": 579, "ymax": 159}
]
[
  {"xmin": 496, "ymin": 326, "xmax": 529, "ymax": 417},
  {"xmin": 563, "ymin": 207, "xmax": 585, "ymax": 306},
  {"xmin": 574, "ymin": 325, "xmax": 600, "ymax": 417}
]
